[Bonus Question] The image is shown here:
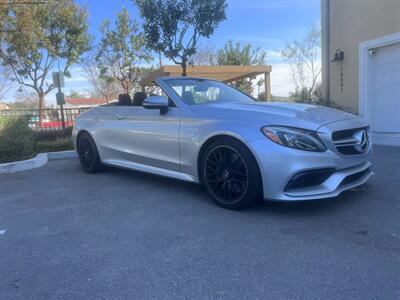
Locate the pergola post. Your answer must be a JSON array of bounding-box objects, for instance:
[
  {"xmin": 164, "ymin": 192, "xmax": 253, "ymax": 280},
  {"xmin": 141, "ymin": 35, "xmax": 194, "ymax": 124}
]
[{"xmin": 264, "ymin": 72, "xmax": 271, "ymax": 101}]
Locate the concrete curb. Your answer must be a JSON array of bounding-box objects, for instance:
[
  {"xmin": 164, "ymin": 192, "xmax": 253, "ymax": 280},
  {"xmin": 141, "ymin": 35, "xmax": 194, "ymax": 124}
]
[
  {"xmin": 47, "ymin": 150, "xmax": 78, "ymax": 160},
  {"xmin": 0, "ymin": 150, "xmax": 77, "ymax": 175}
]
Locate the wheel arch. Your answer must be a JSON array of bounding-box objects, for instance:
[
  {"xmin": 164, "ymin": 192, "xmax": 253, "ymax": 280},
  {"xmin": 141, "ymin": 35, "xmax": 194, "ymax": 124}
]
[
  {"xmin": 76, "ymin": 129, "xmax": 92, "ymax": 146},
  {"xmin": 196, "ymin": 134, "xmax": 263, "ymax": 187},
  {"xmin": 75, "ymin": 129, "xmax": 99, "ymax": 154}
]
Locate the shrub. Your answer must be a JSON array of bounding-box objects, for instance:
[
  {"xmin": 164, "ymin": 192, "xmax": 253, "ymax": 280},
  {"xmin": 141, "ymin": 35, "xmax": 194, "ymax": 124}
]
[
  {"xmin": 34, "ymin": 127, "xmax": 73, "ymax": 141},
  {"xmin": 34, "ymin": 137, "xmax": 74, "ymax": 153},
  {"xmin": 0, "ymin": 115, "xmax": 35, "ymax": 163}
]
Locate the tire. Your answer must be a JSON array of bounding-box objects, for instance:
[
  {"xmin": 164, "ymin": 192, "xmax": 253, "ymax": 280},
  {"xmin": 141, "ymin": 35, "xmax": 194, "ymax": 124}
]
[
  {"xmin": 201, "ymin": 137, "xmax": 262, "ymax": 210},
  {"xmin": 77, "ymin": 132, "xmax": 103, "ymax": 173}
]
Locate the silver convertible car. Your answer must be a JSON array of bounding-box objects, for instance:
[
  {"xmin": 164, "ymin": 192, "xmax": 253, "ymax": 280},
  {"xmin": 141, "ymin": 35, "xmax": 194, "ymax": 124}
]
[{"xmin": 73, "ymin": 77, "xmax": 373, "ymax": 209}]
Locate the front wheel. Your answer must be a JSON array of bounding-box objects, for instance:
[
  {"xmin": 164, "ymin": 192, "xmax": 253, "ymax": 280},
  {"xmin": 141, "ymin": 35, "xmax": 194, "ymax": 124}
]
[
  {"xmin": 201, "ymin": 138, "xmax": 262, "ymax": 210},
  {"xmin": 77, "ymin": 132, "xmax": 103, "ymax": 173}
]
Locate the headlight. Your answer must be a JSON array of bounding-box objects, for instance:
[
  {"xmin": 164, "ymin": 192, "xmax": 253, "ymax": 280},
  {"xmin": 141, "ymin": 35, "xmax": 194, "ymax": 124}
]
[{"xmin": 261, "ymin": 126, "xmax": 326, "ymax": 152}]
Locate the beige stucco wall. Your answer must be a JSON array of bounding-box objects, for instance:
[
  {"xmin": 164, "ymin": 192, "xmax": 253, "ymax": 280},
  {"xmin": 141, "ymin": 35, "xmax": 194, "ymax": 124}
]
[{"xmin": 322, "ymin": 0, "xmax": 400, "ymax": 113}]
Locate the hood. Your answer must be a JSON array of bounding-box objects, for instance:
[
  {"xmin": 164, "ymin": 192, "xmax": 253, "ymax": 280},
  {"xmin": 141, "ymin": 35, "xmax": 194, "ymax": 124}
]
[{"xmin": 190, "ymin": 101, "xmax": 357, "ymax": 130}]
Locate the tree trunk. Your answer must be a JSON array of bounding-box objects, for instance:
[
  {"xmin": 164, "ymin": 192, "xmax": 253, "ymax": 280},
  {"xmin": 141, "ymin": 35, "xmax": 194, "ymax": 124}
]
[
  {"xmin": 181, "ymin": 59, "xmax": 187, "ymax": 77},
  {"xmin": 123, "ymin": 84, "xmax": 127, "ymax": 95},
  {"xmin": 307, "ymin": 88, "xmax": 313, "ymax": 102},
  {"xmin": 159, "ymin": 51, "xmax": 162, "ymax": 67},
  {"xmin": 38, "ymin": 92, "xmax": 45, "ymax": 124},
  {"xmin": 121, "ymin": 81, "xmax": 130, "ymax": 95}
]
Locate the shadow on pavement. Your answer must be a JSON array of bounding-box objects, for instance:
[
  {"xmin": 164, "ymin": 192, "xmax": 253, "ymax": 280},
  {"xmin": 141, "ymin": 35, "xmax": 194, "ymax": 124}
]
[{"xmin": 102, "ymin": 161, "xmax": 373, "ymax": 218}]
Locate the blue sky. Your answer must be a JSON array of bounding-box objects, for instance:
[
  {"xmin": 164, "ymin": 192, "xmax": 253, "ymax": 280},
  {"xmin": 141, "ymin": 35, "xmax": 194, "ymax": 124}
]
[
  {"xmin": 77, "ymin": 0, "xmax": 320, "ymax": 52},
  {"xmin": 9, "ymin": 0, "xmax": 321, "ymax": 103}
]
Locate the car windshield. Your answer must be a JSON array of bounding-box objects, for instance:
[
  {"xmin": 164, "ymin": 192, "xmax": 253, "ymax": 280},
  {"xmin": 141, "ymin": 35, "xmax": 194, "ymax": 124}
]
[{"xmin": 164, "ymin": 78, "xmax": 255, "ymax": 105}]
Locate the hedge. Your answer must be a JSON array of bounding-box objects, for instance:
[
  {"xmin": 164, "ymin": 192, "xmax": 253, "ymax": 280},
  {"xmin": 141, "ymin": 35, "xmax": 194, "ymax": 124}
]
[
  {"xmin": 35, "ymin": 137, "xmax": 74, "ymax": 153},
  {"xmin": 0, "ymin": 115, "xmax": 35, "ymax": 163},
  {"xmin": 34, "ymin": 127, "xmax": 73, "ymax": 141}
]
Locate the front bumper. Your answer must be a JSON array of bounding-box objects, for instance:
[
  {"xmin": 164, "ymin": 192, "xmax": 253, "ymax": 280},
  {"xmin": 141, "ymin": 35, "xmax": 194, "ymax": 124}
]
[{"xmin": 247, "ymin": 133, "xmax": 373, "ymax": 202}]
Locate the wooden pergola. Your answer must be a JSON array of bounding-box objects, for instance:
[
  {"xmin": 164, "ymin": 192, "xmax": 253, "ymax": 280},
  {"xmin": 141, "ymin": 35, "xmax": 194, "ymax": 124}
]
[{"xmin": 139, "ymin": 65, "xmax": 272, "ymax": 100}]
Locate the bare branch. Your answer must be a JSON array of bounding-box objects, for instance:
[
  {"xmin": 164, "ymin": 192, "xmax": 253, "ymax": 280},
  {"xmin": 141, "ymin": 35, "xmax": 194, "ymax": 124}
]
[{"xmin": 281, "ymin": 25, "xmax": 321, "ymax": 102}]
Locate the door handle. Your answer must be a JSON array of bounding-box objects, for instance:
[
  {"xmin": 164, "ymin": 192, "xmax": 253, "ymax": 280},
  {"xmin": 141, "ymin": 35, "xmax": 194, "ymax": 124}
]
[{"xmin": 116, "ymin": 116, "xmax": 125, "ymax": 120}]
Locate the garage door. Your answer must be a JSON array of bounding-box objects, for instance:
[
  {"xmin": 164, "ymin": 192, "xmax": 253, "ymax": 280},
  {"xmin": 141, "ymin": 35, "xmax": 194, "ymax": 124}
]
[{"xmin": 370, "ymin": 42, "xmax": 400, "ymax": 136}]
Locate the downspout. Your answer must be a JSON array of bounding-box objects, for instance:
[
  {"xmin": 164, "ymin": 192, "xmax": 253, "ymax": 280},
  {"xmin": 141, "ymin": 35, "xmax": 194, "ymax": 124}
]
[{"xmin": 321, "ymin": 0, "xmax": 330, "ymax": 106}]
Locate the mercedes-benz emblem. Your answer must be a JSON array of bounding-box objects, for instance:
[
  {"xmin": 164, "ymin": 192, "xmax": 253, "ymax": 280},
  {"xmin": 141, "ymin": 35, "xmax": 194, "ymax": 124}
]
[
  {"xmin": 354, "ymin": 130, "xmax": 369, "ymax": 153},
  {"xmin": 222, "ymin": 169, "xmax": 230, "ymax": 179}
]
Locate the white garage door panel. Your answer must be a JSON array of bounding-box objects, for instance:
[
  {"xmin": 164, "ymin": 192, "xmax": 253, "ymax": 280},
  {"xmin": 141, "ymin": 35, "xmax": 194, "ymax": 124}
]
[
  {"xmin": 371, "ymin": 42, "xmax": 400, "ymax": 133},
  {"xmin": 373, "ymin": 64, "xmax": 400, "ymax": 86},
  {"xmin": 372, "ymin": 93, "xmax": 400, "ymax": 132}
]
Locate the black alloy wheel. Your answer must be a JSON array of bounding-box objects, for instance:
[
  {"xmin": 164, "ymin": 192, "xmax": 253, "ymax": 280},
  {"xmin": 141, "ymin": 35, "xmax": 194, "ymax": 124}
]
[
  {"xmin": 77, "ymin": 132, "xmax": 102, "ymax": 173},
  {"xmin": 202, "ymin": 138, "xmax": 262, "ymax": 210},
  {"xmin": 204, "ymin": 146, "xmax": 248, "ymax": 205}
]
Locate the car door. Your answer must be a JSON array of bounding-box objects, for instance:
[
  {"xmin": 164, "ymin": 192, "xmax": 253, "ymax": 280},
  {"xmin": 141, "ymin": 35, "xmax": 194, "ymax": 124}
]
[{"xmin": 98, "ymin": 103, "xmax": 181, "ymax": 172}]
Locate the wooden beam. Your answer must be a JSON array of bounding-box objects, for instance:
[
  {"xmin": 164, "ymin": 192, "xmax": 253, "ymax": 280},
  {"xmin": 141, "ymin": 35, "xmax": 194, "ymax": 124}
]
[
  {"xmin": 223, "ymin": 72, "xmax": 265, "ymax": 83},
  {"xmin": 139, "ymin": 66, "xmax": 169, "ymax": 87},
  {"xmin": 264, "ymin": 72, "xmax": 271, "ymax": 101},
  {"xmin": 162, "ymin": 65, "xmax": 271, "ymax": 74},
  {"xmin": 139, "ymin": 65, "xmax": 273, "ymax": 96}
]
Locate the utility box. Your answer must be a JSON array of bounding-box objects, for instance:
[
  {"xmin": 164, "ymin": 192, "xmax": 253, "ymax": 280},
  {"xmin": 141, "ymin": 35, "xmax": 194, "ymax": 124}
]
[
  {"xmin": 52, "ymin": 72, "xmax": 65, "ymax": 88},
  {"xmin": 56, "ymin": 92, "xmax": 65, "ymax": 105}
]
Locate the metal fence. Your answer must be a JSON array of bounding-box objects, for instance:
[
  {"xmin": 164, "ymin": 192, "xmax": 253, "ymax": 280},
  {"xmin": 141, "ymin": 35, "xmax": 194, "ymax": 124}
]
[{"xmin": 0, "ymin": 107, "xmax": 91, "ymax": 131}]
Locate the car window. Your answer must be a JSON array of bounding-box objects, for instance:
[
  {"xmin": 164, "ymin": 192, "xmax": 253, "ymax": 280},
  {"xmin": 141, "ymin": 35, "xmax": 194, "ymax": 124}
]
[
  {"xmin": 165, "ymin": 78, "xmax": 255, "ymax": 105},
  {"xmin": 145, "ymin": 85, "xmax": 176, "ymax": 108},
  {"xmin": 172, "ymin": 85, "xmax": 221, "ymax": 104}
]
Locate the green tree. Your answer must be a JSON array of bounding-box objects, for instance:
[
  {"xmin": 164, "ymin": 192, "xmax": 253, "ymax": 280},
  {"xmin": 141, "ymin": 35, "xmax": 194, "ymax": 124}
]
[
  {"xmin": 217, "ymin": 40, "xmax": 266, "ymax": 93},
  {"xmin": 281, "ymin": 25, "xmax": 321, "ymax": 102},
  {"xmin": 0, "ymin": 0, "xmax": 8, "ymax": 29},
  {"xmin": 67, "ymin": 90, "xmax": 86, "ymax": 98},
  {"xmin": 0, "ymin": 0, "xmax": 91, "ymax": 121},
  {"xmin": 289, "ymin": 87, "xmax": 311, "ymax": 102},
  {"xmin": 96, "ymin": 8, "xmax": 153, "ymax": 94},
  {"xmin": 135, "ymin": 0, "xmax": 227, "ymax": 76},
  {"xmin": 82, "ymin": 53, "xmax": 121, "ymax": 103}
]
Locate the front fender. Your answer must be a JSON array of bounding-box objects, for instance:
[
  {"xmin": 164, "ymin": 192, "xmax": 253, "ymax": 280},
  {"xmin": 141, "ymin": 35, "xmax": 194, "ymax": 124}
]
[{"xmin": 179, "ymin": 119, "xmax": 264, "ymax": 178}]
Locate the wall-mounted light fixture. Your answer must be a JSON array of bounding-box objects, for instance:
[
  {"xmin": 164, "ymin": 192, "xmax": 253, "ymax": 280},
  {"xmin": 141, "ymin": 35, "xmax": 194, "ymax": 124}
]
[
  {"xmin": 368, "ymin": 49, "xmax": 376, "ymax": 56},
  {"xmin": 332, "ymin": 49, "xmax": 344, "ymax": 62}
]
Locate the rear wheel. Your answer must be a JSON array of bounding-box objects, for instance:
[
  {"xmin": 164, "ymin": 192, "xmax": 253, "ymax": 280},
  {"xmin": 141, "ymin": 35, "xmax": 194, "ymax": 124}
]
[
  {"xmin": 201, "ymin": 138, "xmax": 262, "ymax": 210},
  {"xmin": 77, "ymin": 132, "xmax": 103, "ymax": 173}
]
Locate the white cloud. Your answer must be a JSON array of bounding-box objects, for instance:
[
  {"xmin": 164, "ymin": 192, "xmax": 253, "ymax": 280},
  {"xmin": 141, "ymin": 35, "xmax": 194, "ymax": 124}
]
[
  {"xmin": 64, "ymin": 76, "xmax": 87, "ymax": 83},
  {"xmin": 265, "ymin": 50, "xmax": 284, "ymax": 64},
  {"xmin": 251, "ymin": 63, "xmax": 294, "ymax": 98},
  {"xmin": 266, "ymin": 50, "xmax": 282, "ymax": 59},
  {"xmin": 270, "ymin": 63, "xmax": 295, "ymax": 97}
]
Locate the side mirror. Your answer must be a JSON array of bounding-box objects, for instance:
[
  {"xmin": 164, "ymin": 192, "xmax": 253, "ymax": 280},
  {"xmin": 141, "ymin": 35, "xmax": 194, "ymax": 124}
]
[{"xmin": 143, "ymin": 96, "xmax": 169, "ymax": 114}]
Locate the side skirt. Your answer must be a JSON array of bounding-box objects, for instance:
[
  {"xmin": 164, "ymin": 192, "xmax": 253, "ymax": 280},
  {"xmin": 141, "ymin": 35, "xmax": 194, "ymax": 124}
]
[{"xmin": 102, "ymin": 159, "xmax": 200, "ymax": 183}]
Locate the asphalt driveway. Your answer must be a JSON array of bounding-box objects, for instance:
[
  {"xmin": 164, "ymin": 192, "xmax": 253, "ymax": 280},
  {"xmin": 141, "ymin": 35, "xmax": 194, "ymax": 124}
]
[{"xmin": 0, "ymin": 146, "xmax": 399, "ymax": 299}]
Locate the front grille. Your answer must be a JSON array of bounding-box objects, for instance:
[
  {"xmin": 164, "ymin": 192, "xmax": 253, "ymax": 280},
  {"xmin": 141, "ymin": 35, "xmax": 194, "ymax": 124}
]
[{"xmin": 332, "ymin": 126, "xmax": 370, "ymax": 155}]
